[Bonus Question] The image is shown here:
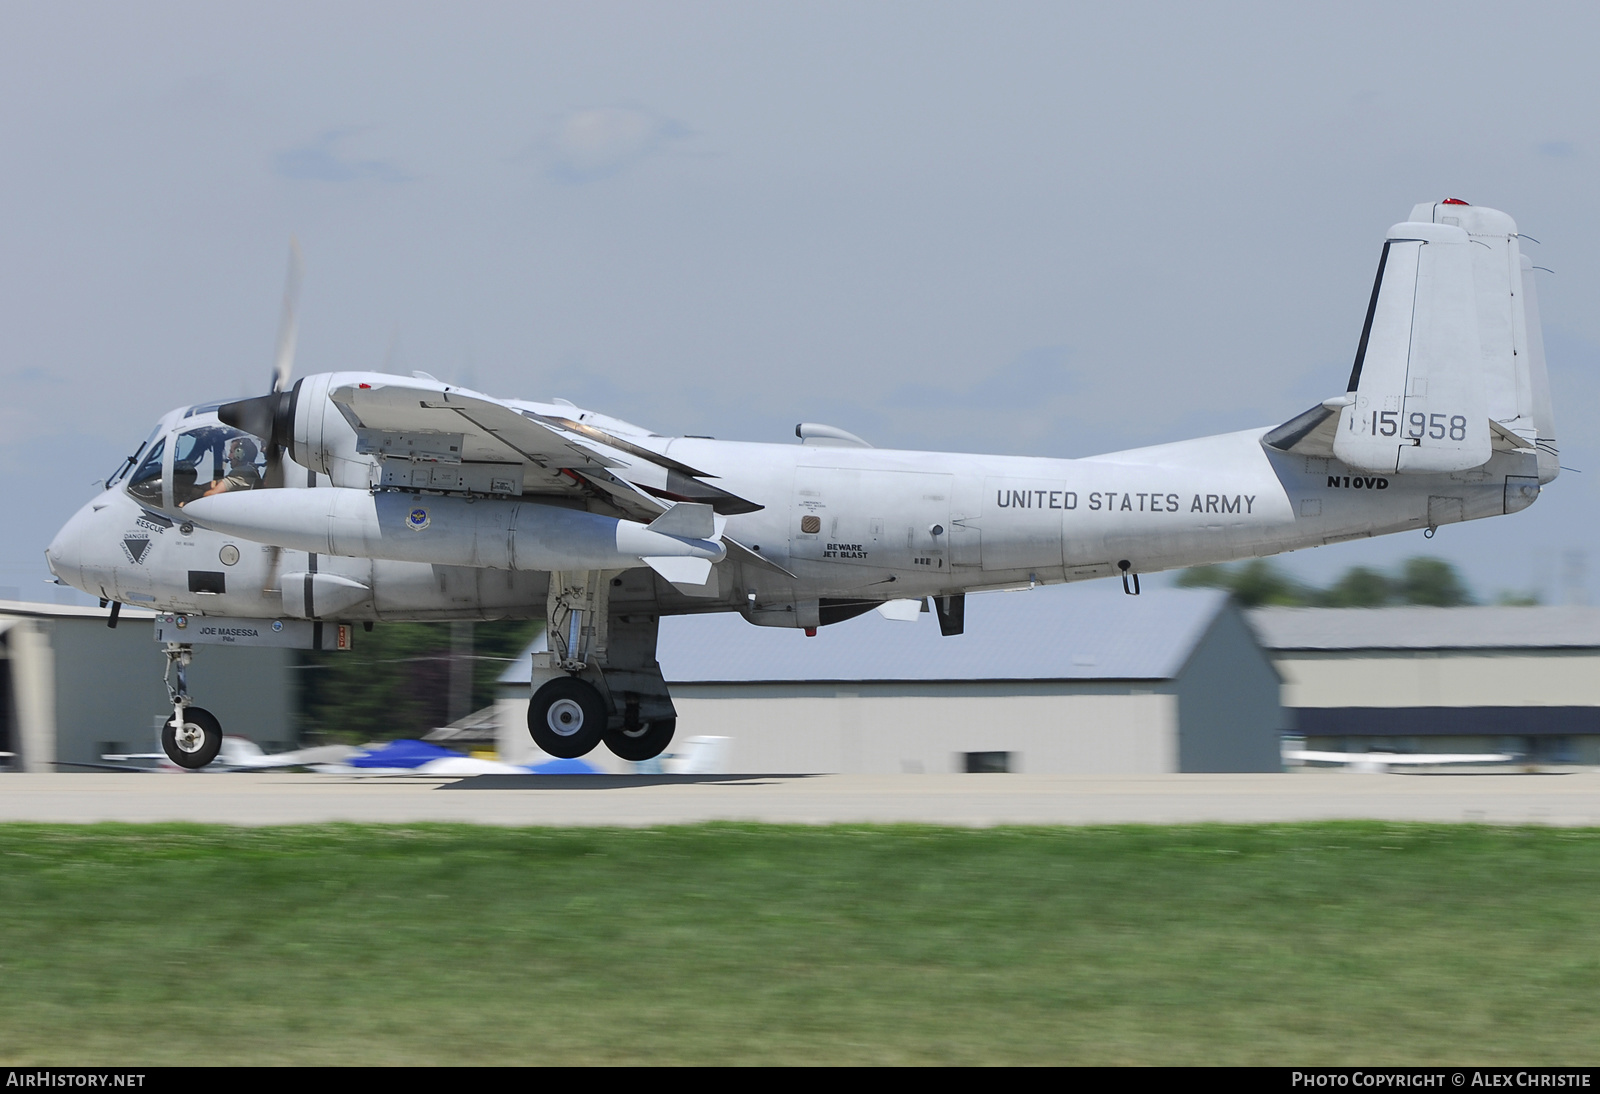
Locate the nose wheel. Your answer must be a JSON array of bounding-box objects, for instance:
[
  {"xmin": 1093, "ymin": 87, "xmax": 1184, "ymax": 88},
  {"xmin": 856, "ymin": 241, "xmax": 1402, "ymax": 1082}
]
[
  {"xmin": 160, "ymin": 642, "xmax": 225, "ymax": 770},
  {"xmin": 162, "ymin": 706, "xmax": 223, "ymax": 769}
]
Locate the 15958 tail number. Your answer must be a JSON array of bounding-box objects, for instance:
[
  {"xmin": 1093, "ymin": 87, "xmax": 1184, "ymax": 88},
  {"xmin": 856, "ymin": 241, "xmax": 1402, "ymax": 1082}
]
[{"xmin": 1370, "ymin": 411, "xmax": 1467, "ymax": 441}]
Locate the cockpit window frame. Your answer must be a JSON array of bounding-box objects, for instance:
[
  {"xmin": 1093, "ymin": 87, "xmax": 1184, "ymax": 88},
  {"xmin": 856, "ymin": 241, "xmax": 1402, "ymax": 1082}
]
[
  {"xmin": 105, "ymin": 442, "xmax": 144, "ymax": 490},
  {"xmin": 124, "ymin": 435, "xmax": 169, "ymax": 509},
  {"xmin": 171, "ymin": 421, "xmax": 267, "ymax": 508},
  {"xmin": 106, "ymin": 424, "xmax": 165, "ymax": 491}
]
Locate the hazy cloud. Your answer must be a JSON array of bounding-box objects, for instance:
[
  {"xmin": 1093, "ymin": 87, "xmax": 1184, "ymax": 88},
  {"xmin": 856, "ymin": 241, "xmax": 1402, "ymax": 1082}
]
[
  {"xmin": 864, "ymin": 346, "xmax": 1099, "ymax": 456},
  {"xmin": 886, "ymin": 346, "xmax": 1078, "ymax": 413},
  {"xmin": 543, "ymin": 106, "xmax": 688, "ymax": 183},
  {"xmin": 1539, "ymin": 140, "xmax": 1578, "ymax": 158},
  {"xmin": 275, "ymin": 129, "xmax": 410, "ymax": 183}
]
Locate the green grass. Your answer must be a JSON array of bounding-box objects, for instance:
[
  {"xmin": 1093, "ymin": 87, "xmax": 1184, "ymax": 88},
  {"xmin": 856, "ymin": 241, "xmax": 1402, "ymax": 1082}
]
[{"xmin": 0, "ymin": 823, "xmax": 1596, "ymax": 1065}]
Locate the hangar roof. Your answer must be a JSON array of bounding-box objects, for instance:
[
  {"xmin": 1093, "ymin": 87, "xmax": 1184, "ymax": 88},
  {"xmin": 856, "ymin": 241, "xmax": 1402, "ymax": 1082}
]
[
  {"xmin": 501, "ymin": 585, "xmax": 1236, "ymax": 685},
  {"xmin": 0, "ymin": 598, "xmax": 157, "ymax": 621},
  {"xmin": 1248, "ymin": 605, "xmax": 1600, "ymax": 652}
]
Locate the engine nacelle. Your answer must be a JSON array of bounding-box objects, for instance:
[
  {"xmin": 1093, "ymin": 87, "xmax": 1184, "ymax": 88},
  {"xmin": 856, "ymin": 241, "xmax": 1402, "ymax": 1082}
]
[
  {"xmin": 218, "ymin": 372, "xmax": 377, "ymax": 489},
  {"xmin": 290, "ymin": 372, "xmax": 376, "ymax": 488}
]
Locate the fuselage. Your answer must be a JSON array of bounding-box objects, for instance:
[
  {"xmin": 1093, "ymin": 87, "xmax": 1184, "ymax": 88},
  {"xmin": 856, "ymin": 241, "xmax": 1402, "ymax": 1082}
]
[{"xmin": 46, "ymin": 388, "xmax": 1535, "ymax": 627}]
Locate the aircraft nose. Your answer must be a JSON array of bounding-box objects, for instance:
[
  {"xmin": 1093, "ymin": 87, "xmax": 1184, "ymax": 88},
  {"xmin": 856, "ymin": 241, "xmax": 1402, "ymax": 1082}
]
[{"xmin": 46, "ymin": 502, "xmax": 96, "ymax": 592}]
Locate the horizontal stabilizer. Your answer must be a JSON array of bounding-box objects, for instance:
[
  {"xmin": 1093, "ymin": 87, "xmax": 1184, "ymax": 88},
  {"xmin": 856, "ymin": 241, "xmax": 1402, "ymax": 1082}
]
[
  {"xmin": 1263, "ymin": 401, "xmax": 1343, "ymax": 457},
  {"xmin": 1333, "ymin": 222, "xmax": 1491, "ymax": 474},
  {"xmin": 647, "ymin": 502, "xmax": 716, "ymax": 539},
  {"xmin": 1488, "ymin": 418, "xmax": 1536, "ymax": 454},
  {"xmin": 1268, "ymin": 405, "xmax": 1533, "ymax": 460}
]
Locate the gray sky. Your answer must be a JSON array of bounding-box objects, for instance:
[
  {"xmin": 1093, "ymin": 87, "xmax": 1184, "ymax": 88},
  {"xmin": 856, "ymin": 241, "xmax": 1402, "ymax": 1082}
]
[{"xmin": 5, "ymin": 2, "xmax": 1598, "ymax": 603}]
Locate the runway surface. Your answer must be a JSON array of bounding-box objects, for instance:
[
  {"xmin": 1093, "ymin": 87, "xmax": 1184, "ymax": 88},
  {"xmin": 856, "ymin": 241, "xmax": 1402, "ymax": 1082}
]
[{"xmin": 2, "ymin": 771, "xmax": 1599, "ymax": 826}]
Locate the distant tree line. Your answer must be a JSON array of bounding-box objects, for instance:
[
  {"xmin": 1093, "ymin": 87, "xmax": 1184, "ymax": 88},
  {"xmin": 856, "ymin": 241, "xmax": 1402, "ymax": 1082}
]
[
  {"xmin": 296, "ymin": 618, "xmax": 542, "ymax": 744},
  {"xmin": 293, "ymin": 556, "xmax": 1519, "ymax": 741},
  {"xmin": 1175, "ymin": 556, "xmax": 1534, "ymax": 609}
]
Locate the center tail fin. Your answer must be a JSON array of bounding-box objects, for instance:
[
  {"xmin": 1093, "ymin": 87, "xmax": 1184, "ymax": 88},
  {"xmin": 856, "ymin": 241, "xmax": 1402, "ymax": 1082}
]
[
  {"xmin": 1519, "ymin": 252, "xmax": 1560, "ymax": 483},
  {"xmin": 1409, "ymin": 200, "xmax": 1554, "ymax": 482},
  {"xmin": 1333, "ymin": 220, "xmax": 1491, "ymax": 474}
]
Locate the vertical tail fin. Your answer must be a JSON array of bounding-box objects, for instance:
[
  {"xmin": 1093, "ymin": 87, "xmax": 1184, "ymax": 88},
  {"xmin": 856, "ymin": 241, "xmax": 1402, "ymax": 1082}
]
[
  {"xmin": 1333, "ymin": 220, "xmax": 1490, "ymax": 474},
  {"xmin": 1407, "ymin": 201, "xmax": 1555, "ymax": 483},
  {"xmin": 1519, "ymin": 252, "xmax": 1560, "ymax": 483}
]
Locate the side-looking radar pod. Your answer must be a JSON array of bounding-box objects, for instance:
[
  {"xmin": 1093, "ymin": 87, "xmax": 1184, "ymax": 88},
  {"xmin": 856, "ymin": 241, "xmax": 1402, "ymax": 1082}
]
[{"xmin": 181, "ymin": 489, "xmax": 726, "ymax": 577}]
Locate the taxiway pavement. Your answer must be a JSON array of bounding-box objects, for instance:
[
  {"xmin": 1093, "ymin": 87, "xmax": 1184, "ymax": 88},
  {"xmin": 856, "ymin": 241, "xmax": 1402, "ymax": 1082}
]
[{"xmin": 1, "ymin": 771, "xmax": 1598, "ymax": 826}]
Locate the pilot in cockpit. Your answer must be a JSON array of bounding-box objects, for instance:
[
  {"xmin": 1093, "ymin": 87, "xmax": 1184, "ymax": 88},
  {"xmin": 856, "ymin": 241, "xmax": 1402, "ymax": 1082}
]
[{"xmin": 202, "ymin": 436, "xmax": 264, "ymax": 496}]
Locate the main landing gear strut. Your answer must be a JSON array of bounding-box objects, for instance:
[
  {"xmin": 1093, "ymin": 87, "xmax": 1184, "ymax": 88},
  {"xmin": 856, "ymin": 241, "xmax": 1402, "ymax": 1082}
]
[
  {"xmin": 526, "ymin": 570, "xmax": 677, "ymax": 762},
  {"xmin": 160, "ymin": 642, "xmax": 223, "ymax": 769}
]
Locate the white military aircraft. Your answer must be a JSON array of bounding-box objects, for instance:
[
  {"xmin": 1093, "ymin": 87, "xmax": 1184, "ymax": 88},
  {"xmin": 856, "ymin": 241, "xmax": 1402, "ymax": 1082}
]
[{"xmin": 46, "ymin": 200, "xmax": 1558, "ymax": 769}]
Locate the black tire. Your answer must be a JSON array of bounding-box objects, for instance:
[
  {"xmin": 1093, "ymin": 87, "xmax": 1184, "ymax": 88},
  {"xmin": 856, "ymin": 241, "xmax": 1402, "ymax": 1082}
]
[
  {"xmin": 527, "ymin": 677, "xmax": 608, "ymax": 758},
  {"xmin": 162, "ymin": 706, "xmax": 223, "ymax": 770},
  {"xmin": 603, "ymin": 717, "xmax": 676, "ymax": 762}
]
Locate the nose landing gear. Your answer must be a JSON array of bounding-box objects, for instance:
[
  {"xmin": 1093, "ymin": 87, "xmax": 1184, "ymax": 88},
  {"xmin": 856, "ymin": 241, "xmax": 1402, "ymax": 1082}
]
[{"xmin": 160, "ymin": 643, "xmax": 223, "ymax": 769}]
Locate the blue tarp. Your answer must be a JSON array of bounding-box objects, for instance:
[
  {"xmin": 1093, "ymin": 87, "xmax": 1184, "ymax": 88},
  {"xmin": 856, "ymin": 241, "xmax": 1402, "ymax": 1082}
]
[
  {"xmin": 348, "ymin": 739, "xmax": 464, "ymax": 769},
  {"xmin": 530, "ymin": 757, "xmax": 600, "ymax": 774}
]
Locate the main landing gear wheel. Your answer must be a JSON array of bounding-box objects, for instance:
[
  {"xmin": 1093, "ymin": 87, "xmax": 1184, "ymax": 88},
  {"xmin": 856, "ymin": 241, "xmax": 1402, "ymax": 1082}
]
[
  {"xmin": 604, "ymin": 717, "xmax": 676, "ymax": 762},
  {"xmin": 528, "ymin": 677, "xmax": 607, "ymax": 758},
  {"xmin": 162, "ymin": 706, "xmax": 223, "ymax": 770}
]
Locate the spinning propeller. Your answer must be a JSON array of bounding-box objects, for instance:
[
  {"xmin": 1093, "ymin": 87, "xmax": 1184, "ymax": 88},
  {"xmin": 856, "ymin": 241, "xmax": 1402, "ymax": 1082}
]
[
  {"xmin": 215, "ymin": 240, "xmax": 303, "ymax": 593},
  {"xmin": 218, "ymin": 239, "xmax": 303, "ymax": 490}
]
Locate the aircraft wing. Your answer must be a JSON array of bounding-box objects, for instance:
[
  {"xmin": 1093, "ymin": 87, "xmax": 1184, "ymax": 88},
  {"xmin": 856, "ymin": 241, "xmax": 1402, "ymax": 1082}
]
[
  {"xmin": 562, "ymin": 466, "xmax": 795, "ymax": 578},
  {"xmin": 331, "ymin": 380, "xmax": 626, "ymax": 472},
  {"xmin": 331, "ymin": 379, "xmax": 765, "ymax": 513},
  {"xmin": 329, "ymin": 378, "xmax": 787, "ymax": 576}
]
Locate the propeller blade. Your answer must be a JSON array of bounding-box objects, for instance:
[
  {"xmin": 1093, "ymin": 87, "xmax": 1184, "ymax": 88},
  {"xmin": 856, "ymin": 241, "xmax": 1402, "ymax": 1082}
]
[
  {"xmin": 261, "ymin": 448, "xmax": 286, "ymax": 490},
  {"xmin": 271, "ymin": 238, "xmax": 304, "ymax": 394},
  {"xmin": 261, "ymin": 545, "xmax": 283, "ymax": 595},
  {"xmin": 217, "ymin": 389, "xmax": 293, "ymax": 449}
]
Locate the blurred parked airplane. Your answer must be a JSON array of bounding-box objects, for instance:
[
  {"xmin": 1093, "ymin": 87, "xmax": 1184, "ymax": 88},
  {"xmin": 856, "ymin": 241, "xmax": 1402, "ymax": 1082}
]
[
  {"xmin": 1286, "ymin": 749, "xmax": 1516, "ymax": 773},
  {"xmin": 47, "ymin": 201, "xmax": 1557, "ymax": 769},
  {"xmin": 102, "ymin": 737, "xmax": 359, "ymax": 772}
]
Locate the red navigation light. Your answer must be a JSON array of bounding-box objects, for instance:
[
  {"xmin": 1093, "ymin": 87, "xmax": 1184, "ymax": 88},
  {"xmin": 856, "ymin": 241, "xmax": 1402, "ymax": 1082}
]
[
  {"xmin": 804, "ymin": 627, "xmax": 817, "ymax": 637},
  {"xmin": 1442, "ymin": 198, "xmax": 1470, "ymax": 205},
  {"xmin": 358, "ymin": 382, "xmax": 372, "ymax": 388}
]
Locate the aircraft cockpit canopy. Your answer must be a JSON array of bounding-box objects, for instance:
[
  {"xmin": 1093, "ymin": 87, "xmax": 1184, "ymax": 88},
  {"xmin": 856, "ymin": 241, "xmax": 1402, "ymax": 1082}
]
[{"xmin": 122, "ymin": 412, "xmax": 270, "ymax": 511}]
